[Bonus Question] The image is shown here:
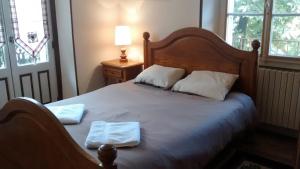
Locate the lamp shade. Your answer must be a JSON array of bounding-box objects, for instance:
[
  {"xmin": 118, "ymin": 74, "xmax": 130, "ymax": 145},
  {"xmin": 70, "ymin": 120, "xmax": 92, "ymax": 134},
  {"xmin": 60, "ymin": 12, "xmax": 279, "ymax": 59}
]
[{"xmin": 115, "ymin": 26, "xmax": 132, "ymax": 46}]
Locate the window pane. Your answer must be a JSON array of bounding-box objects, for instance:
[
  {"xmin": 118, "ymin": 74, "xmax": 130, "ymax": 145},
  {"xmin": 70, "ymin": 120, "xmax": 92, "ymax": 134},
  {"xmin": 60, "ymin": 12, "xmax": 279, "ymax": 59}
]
[
  {"xmin": 273, "ymin": 0, "xmax": 300, "ymax": 14},
  {"xmin": 269, "ymin": 16, "xmax": 300, "ymax": 57},
  {"xmin": 10, "ymin": 0, "xmax": 50, "ymax": 66},
  {"xmin": 16, "ymin": 43, "xmax": 48, "ymax": 66},
  {"xmin": 226, "ymin": 15, "xmax": 264, "ymax": 51},
  {"xmin": 226, "ymin": 0, "xmax": 264, "ymax": 51},
  {"xmin": 0, "ymin": 17, "xmax": 5, "ymax": 69},
  {"xmin": 0, "ymin": 18, "xmax": 4, "ymax": 47},
  {"xmin": 227, "ymin": 0, "xmax": 264, "ymax": 13},
  {"xmin": 0, "ymin": 46, "xmax": 5, "ymax": 69}
]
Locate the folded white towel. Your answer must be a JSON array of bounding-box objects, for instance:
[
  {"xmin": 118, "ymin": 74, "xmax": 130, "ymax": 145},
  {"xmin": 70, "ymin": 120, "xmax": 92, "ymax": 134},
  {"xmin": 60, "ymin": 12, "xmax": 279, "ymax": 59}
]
[
  {"xmin": 46, "ymin": 104, "xmax": 85, "ymax": 124},
  {"xmin": 85, "ymin": 121, "xmax": 140, "ymax": 148}
]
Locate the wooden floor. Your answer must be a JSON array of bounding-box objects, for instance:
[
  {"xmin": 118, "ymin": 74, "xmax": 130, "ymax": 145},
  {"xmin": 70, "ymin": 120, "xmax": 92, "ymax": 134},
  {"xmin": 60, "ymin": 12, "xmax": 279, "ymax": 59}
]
[{"xmin": 238, "ymin": 130, "xmax": 297, "ymax": 167}]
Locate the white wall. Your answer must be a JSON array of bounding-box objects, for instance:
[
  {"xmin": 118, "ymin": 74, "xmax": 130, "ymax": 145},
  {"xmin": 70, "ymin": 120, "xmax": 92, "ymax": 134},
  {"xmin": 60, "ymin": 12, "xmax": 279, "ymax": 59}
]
[
  {"xmin": 71, "ymin": 0, "xmax": 120, "ymax": 94},
  {"xmin": 121, "ymin": 0, "xmax": 200, "ymax": 60},
  {"xmin": 55, "ymin": 0, "xmax": 78, "ymax": 98},
  {"xmin": 202, "ymin": 0, "xmax": 226, "ymax": 38},
  {"xmin": 71, "ymin": 0, "xmax": 200, "ymax": 94}
]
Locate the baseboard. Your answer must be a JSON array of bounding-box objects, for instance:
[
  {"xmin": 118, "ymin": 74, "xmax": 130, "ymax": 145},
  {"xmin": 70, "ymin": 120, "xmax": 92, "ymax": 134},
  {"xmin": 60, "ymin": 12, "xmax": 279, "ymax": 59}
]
[{"xmin": 257, "ymin": 123, "xmax": 298, "ymax": 138}]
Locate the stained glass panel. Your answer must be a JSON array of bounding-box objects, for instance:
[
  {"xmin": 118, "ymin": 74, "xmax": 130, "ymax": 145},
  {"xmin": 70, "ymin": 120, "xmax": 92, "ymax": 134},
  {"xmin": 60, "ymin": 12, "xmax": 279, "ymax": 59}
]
[
  {"xmin": 0, "ymin": 16, "xmax": 5, "ymax": 69},
  {"xmin": 0, "ymin": 46, "xmax": 5, "ymax": 69},
  {"xmin": 15, "ymin": 43, "xmax": 48, "ymax": 66},
  {"xmin": 10, "ymin": 0, "xmax": 49, "ymax": 66},
  {"xmin": 0, "ymin": 18, "xmax": 4, "ymax": 47}
]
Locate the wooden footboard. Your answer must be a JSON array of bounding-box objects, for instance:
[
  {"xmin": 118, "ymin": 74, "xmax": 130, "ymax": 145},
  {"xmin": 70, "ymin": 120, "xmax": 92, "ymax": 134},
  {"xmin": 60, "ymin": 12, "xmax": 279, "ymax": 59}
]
[{"xmin": 0, "ymin": 98, "xmax": 117, "ymax": 169}]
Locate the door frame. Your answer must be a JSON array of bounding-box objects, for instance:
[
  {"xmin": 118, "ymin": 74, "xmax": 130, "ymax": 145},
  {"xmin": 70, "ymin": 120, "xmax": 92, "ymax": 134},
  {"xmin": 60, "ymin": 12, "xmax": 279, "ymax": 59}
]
[
  {"xmin": 49, "ymin": 0, "xmax": 62, "ymax": 100},
  {"xmin": 69, "ymin": 0, "xmax": 79, "ymax": 96}
]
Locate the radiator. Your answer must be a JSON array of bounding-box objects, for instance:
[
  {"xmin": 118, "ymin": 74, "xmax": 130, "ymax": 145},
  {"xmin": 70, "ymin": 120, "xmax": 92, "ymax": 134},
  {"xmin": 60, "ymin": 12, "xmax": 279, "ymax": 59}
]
[{"xmin": 257, "ymin": 67, "xmax": 300, "ymax": 130}]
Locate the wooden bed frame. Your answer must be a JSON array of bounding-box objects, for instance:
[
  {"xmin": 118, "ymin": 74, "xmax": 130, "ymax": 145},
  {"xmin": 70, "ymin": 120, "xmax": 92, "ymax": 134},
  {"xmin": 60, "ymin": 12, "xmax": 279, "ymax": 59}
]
[
  {"xmin": 144, "ymin": 27, "xmax": 260, "ymax": 101},
  {"xmin": 0, "ymin": 27, "xmax": 260, "ymax": 169}
]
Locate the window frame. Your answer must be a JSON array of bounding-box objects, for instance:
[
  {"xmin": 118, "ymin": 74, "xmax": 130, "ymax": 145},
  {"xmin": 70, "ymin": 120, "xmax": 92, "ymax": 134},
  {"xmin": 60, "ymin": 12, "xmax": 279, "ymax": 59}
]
[{"xmin": 225, "ymin": 0, "xmax": 300, "ymax": 67}]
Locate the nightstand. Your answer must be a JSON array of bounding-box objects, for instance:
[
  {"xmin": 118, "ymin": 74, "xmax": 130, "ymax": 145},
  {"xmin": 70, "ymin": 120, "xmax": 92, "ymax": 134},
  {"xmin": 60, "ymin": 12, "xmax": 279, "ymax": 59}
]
[{"xmin": 101, "ymin": 59, "xmax": 143, "ymax": 85}]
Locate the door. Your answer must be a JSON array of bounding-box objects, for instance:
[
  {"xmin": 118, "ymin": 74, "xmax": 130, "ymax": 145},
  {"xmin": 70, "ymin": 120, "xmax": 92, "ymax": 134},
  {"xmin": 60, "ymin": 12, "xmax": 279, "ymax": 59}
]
[
  {"xmin": 0, "ymin": 0, "xmax": 58, "ymax": 107},
  {"xmin": 0, "ymin": 4, "xmax": 14, "ymax": 108}
]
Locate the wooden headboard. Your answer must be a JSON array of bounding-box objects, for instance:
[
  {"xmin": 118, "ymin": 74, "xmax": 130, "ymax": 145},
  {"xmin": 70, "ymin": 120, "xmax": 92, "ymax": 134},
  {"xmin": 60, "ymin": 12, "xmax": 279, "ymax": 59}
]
[{"xmin": 143, "ymin": 27, "xmax": 260, "ymax": 101}]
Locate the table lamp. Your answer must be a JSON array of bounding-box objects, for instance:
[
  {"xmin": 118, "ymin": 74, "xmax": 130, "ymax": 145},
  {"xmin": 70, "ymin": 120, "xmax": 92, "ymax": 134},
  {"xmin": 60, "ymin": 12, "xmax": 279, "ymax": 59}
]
[{"xmin": 115, "ymin": 26, "xmax": 132, "ymax": 62}]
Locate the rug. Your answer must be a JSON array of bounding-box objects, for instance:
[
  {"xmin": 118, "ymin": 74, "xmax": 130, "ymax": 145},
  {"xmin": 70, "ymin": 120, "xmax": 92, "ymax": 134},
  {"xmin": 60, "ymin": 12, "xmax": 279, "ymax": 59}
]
[{"xmin": 238, "ymin": 161, "xmax": 271, "ymax": 169}]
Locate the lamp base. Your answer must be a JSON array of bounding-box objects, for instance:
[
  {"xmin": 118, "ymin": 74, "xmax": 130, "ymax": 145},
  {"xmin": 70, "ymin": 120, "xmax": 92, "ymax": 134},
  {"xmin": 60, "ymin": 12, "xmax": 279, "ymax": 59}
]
[{"xmin": 119, "ymin": 48, "xmax": 128, "ymax": 63}]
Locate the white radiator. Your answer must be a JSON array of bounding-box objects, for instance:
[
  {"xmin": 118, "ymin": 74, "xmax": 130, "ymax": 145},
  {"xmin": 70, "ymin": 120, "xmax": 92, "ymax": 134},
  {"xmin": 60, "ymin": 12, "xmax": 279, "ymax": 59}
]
[{"xmin": 257, "ymin": 67, "xmax": 300, "ymax": 130}]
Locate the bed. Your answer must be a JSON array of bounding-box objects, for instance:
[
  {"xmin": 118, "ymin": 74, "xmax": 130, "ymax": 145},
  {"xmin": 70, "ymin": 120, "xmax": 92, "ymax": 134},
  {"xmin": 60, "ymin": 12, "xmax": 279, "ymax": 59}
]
[{"xmin": 0, "ymin": 27, "xmax": 260, "ymax": 169}]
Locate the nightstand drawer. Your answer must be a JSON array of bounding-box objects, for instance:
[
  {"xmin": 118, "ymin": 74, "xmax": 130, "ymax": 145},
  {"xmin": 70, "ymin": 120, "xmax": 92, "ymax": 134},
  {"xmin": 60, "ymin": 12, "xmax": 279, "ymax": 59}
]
[
  {"xmin": 103, "ymin": 67, "xmax": 122, "ymax": 78},
  {"xmin": 102, "ymin": 59, "xmax": 143, "ymax": 85}
]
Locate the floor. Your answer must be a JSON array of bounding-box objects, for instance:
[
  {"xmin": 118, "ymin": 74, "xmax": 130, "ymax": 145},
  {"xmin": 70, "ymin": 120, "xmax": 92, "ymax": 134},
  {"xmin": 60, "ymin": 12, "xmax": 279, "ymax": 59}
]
[
  {"xmin": 223, "ymin": 130, "xmax": 298, "ymax": 169},
  {"xmin": 225, "ymin": 152, "xmax": 293, "ymax": 169},
  {"xmin": 238, "ymin": 130, "xmax": 297, "ymax": 167}
]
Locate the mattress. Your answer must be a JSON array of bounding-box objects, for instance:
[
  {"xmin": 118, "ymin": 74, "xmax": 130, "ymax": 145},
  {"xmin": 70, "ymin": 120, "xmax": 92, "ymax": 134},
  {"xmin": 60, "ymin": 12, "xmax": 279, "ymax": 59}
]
[{"xmin": 47, "ymin": 81, "xmax": 256, "ymax": 169}]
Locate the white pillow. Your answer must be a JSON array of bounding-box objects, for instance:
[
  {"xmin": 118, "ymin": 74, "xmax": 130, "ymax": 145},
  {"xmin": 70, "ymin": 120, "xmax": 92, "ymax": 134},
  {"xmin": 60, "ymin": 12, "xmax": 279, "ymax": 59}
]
[
  {"xmin": 134, "ymin": 64, "xmax": 185, "ymax": 89},
  {"xmin": 172, "ymin": 71, "xmax": 239, "ymax": 100}
]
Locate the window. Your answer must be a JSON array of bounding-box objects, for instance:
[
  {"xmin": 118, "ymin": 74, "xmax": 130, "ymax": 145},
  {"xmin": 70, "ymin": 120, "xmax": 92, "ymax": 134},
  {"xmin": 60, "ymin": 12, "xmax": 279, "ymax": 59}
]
[
  {"xmin": 0, "ymin": 16, "xmax": 5, "ymax": 69},
  {"xmin": 226, "ymin": 0, "xmax": 300, "ymax": 58},
  {"xmin": 10, "ymin": 0, "xmax": 50, "ymax": 66},
  {"xmin": 226, "ymin": 0, "xmax": 265, "ymax": 51},
  {"xmin": 0, "ymin": 47, "xmax": 6, "ymax": 69},
  {"xmin": 269, "ymin": 0, "xmax": 300, "ymax": 57}
]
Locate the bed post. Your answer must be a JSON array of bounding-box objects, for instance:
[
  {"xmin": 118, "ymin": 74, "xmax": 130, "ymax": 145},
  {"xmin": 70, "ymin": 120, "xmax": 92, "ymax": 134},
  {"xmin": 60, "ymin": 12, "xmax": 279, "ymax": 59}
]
[
  {"xmin": 98, "ymin": 144, "xmax": 118, "ymax": 169},
  {"xmin": 143, "ymin": 32, "xmax": 150, "ymax": 68},
  {"xmin": 251, "ymin": 40, "xmax": 260, "ymax": 103},
  {"xmin": 251, "ymin": 40, "xmax": 260, "ymax": 53},
  {"xmin": 248, "ymin": 40, "xmax": 261, "ymax": 138}
]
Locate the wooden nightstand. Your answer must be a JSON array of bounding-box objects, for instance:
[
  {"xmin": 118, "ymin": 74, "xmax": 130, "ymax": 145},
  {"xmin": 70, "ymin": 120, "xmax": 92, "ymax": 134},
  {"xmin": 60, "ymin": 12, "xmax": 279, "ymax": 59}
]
[{"xmin": 101, "ymin": 59, "xmax": 143, "ymax": 85}]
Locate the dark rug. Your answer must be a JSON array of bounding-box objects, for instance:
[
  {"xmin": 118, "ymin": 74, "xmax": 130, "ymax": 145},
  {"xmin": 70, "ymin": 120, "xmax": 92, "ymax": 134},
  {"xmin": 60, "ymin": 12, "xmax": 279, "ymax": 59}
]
[{"xmin": 238, "ymin": 161, "xmax": 271, "ymax": 169}]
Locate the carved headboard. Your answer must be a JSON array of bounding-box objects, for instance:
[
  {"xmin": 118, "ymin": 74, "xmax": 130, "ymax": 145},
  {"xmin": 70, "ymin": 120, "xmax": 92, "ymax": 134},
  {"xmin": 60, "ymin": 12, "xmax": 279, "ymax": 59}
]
[{"xmin": 143, "ymin": 27, "xmax": 260, "ymax": 101}]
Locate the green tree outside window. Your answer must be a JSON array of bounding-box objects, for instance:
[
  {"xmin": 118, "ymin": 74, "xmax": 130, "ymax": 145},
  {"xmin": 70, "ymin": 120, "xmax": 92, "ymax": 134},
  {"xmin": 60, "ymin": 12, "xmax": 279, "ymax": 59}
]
[{"xmin": 227, "ymin": 0, "xmax": 300, "ymax": 57}]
